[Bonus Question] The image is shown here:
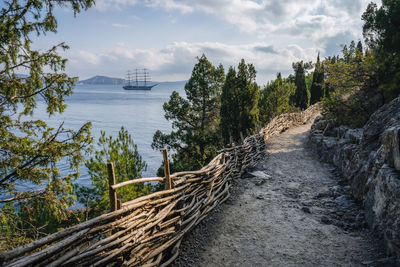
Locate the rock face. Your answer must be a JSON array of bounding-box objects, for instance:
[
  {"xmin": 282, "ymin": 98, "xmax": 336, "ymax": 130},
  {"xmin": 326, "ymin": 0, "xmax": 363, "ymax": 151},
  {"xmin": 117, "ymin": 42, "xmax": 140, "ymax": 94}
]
[{"xmin": 309, "ymin": 96, "xmax": 400, "ymax": 257}]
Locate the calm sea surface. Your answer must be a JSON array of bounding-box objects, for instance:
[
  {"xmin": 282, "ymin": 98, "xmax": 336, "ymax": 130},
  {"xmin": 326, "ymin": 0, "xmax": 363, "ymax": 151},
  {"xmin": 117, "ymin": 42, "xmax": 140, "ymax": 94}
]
[{"xmin": 35, "ymin": 82, "xmax": 186, "ymax": 187}]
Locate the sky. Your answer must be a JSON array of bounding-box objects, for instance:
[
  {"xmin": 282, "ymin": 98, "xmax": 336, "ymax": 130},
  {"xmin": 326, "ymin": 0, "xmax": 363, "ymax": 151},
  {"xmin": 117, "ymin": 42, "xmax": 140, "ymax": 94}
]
[{"xmin": 36, "ymin": 0, "xmax": 374, "ymax": 85}]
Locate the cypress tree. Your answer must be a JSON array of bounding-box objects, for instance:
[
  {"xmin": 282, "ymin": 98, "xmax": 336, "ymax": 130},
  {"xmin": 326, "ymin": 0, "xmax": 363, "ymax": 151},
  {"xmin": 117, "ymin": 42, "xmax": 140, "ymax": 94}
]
[
  {"xmin": 356, "ymin": 41, "xmax": 363, "ymax": 53},
  {"xmin": 220, "ymin": 59, "xmax": 259, "ymax": 144},
  {"xmin": 236, "ymin": 59, "xmax": 259, "ymax": 136},
  {"xmin": 310, "ymin": 54, "xmax": 325, "ymax": 105},
  {"xmin": 220, "ymin": 67, "xmax": 239, "ymax": 144},
  {"xmin": 293, "ymin": 61, "xmax": 308, "ymax": 110}
]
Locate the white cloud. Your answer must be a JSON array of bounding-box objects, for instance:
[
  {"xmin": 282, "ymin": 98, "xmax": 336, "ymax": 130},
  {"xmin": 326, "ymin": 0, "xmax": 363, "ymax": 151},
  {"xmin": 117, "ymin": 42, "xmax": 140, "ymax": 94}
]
[
  {"xmin": 68, "ymin": 41, "xmax": 320, "ymax": 84},
  {"xmin": 94, "ymin": 0, "xmax": 139, "ymax": 11},
  {"xmin": 77, "ymin": 51, "xmax": 101, "ymax": 65},
  {"xmin": 145, "ymin": 0, "xmax": 193, "ymax": 13},
  {"xmin": 67, "ymin": 0, "xmax": 371, "ymax": 84},
  {"xmin": 112, "ymin": 23, "xmax": 130, "ymax": 28},
  {"xmin": 94, "ymin": 0, "xmax": 369, "ymax": 43}
]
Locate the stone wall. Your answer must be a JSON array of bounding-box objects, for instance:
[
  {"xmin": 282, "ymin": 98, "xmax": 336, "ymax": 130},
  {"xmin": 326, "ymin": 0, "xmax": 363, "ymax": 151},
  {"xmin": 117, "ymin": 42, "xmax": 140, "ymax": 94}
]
[{"xmin": 309, "ymin": 96, "xmax": 400, "ymax": 257}]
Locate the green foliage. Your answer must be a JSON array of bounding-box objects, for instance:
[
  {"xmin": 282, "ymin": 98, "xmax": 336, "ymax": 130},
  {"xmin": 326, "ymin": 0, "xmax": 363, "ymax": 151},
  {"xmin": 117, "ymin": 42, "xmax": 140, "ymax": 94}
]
[
  {"xmin": 322, "ymin": 40, "xmax": 381, "ymax": 127},
  {"xmin": 0, "ymin": 0, "xmax": 94, "ymax": 250},
  {"xmin": 259, "ymin": 73, "xmax": 297, "ymax": 124},
  {"xmin": 220, "ymin": 59, "xmax": 259, "ymax": 144},
  {"xmin": 322, "ymin": 93, "xmax": 372, "ymax": 128},
  {"xmin": 76, "ymin": 127, "xmax": 149, "ymax": 217},
  {"xmin": 362, "ymin": 0, "xmax": 400, "ymax": 101},
  {"xmin": 292, "ymin": 61, "xmax": 311, "ymax": 110},
  {"xmin": 310, "ymin": 54, "xmax": 325, "ymax": 104},
  {"xmin": 152, "ymin": 55, "xmax": 225, "ymax": 171},
  {"xmin": 220, "ymin": 67, "xmax": 239, "ymax": 144}
]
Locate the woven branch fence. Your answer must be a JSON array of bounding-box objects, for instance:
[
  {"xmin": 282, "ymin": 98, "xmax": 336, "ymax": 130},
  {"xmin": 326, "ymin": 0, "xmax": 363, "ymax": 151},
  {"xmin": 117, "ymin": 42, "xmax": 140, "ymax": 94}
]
[{"xmin": 0, "ymin": 104, "xmax": 320, "ymax": 267}]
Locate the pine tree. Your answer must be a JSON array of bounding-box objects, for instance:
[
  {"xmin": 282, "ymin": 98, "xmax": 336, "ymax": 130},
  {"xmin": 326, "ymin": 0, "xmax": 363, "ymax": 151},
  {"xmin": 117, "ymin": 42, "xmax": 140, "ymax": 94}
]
[
  {"xmin": 236, "ymin": 59, "xmax": 260, "ymax": 137},
  {"xmin": 259, "ymin": 73, "xmax": 296, "ymax": 124},
  {"xmin": 362, "ymin": 0, "xmax": 400, "ymax": 101},
  {"xmin": 0, "ymin": 0, "xmax": 94, "ymax": 248},
  {"xmin": 292, "ymin": 61, "xmax": 309, "ymax": 110},
  {"xmin": 356, "ymin": 41, "xmax": 363, "ymax": 53},
  {"xmin": 76, "ymin": 127, "xmax": 149, "ymax": 218},
  {"xmin": 220, "ymin": 59, "xmax": 259, "ymax": 144},
  {"xmin": 220, "ymin": 67, "xmax": 239, "ymax": 144},
  {"xmin": 310, "ymin": 54, "xmax": 325, "ymax": 105},
  {"xmin": 152, "ymin": 55, "xmax": 225, "ymax": 171}
]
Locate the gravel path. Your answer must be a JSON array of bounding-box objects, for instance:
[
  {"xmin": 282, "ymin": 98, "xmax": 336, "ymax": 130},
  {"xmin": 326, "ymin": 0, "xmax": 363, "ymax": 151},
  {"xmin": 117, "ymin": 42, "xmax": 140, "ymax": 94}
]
[{"xmin": 172, "ymin": 121, "xmax": 389, "ymax": 266}]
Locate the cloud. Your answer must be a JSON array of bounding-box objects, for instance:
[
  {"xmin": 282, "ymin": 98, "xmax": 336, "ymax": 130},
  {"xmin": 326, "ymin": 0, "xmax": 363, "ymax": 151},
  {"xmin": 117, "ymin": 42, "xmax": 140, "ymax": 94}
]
[
  {"xmin": 254, "ymin": 45, "xmax": 278, "ymax": 54},
  {"xmin": 66, "ymin": 1, "xmax": 371, "ymax": 84},
  {"xmin": 94, "ymin": 0, "xmax": 370, "ymax": 42},
  {"xmin": 145, "ymin": 0, "xmax": 193, "ymax": 13},
  {"xmin": 67, "ymin": 41, "xmax": 320, "ymax": 84},
  {"xmin": 77, "ymin": 50, "xmax": 101, "ymax": 65},
  {"xmin": 94, "ymin": 0, "xmax": 138, "ymax": 11},
  {"xmin": 112, "ymin": 23, "xmax": 130, "ymax": 28}
]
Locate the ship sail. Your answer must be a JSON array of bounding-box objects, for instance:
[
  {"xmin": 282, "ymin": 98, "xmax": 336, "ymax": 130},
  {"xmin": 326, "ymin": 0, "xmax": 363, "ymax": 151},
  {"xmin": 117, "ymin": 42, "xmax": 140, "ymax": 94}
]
[{"xmin": 123, "ymin": 69, "xmax": 157, "ymax": 90}]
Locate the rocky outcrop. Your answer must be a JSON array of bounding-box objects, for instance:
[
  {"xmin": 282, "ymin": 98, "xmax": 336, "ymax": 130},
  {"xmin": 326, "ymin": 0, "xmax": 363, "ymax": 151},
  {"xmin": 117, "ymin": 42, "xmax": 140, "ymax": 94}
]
[{"xmin": 309, "ymin": 96, "xmax": 400, "ymax": 257}]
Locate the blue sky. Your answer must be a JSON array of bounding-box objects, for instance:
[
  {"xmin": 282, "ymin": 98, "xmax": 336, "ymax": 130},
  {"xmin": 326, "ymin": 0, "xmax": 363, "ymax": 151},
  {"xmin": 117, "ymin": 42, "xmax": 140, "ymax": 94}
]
[{"xmin": 36, "ymin": 0, "xmax": 373, "ymax": 85}]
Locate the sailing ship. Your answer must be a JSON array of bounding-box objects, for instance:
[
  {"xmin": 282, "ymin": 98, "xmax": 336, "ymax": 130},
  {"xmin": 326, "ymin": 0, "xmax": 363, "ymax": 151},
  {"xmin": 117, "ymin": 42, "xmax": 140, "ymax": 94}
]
[{"xmin": 123, "ymin": 69, "xmax": 157, "ymax": 90}]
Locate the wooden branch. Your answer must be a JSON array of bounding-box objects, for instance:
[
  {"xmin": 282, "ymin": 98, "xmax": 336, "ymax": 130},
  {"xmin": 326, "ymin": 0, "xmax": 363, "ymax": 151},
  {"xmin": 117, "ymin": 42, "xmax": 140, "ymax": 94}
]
[{"xmin": 111, "ymin": 177, "xmax": 164, "ymax": 190}]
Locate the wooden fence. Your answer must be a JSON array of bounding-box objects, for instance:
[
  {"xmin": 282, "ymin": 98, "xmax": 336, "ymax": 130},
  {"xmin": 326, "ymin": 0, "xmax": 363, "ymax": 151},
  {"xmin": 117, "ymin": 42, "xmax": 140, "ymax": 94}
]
[
  {"xmin": 0, "ymin": 132, "xmax": 265, "ymax": 267},
  {"xmin": 0, "ymin": 104, "xmax": 321, "ymax": 266}
]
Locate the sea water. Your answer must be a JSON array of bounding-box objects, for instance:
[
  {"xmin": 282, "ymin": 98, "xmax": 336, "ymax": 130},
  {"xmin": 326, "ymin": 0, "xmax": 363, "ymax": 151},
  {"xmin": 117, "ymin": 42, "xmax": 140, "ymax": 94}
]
[{"xmin": 34, "ymin": 82, "xmax": 186, "ymax": 187}]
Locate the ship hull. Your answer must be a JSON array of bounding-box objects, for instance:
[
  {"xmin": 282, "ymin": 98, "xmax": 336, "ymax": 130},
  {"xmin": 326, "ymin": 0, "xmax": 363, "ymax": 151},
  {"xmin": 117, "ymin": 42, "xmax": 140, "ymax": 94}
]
[{"xmin": 123, "ymin": 84, "xmax": 157, "ymax": 90}]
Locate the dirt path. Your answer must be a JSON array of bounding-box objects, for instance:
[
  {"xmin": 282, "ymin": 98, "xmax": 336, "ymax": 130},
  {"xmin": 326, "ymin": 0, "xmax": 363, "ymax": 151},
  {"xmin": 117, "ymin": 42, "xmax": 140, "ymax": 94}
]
[{"xmin": 172, "ymin": 121, "xmax": 389, "ymax": 266}]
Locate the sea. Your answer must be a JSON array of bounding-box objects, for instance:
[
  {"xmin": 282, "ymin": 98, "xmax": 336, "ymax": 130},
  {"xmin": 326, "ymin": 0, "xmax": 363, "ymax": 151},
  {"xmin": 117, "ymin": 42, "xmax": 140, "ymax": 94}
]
[{"xmin": 34, "ymin": 81, "xmax": 186, "ymax": 188}]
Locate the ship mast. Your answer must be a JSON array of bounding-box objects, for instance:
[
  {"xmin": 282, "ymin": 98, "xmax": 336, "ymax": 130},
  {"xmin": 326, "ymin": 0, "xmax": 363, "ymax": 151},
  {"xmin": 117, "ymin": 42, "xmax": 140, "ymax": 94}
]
[
  {"xmin": 135, "ymin": 69, "xmax": 138, "ymax": 87},
  {"xmin": 126, "ymin": 70, "xmax": 131, "ymax": 86},
  {"xmin": 144, "ymin": 68, "xmax": 147, "ymax": 86}
]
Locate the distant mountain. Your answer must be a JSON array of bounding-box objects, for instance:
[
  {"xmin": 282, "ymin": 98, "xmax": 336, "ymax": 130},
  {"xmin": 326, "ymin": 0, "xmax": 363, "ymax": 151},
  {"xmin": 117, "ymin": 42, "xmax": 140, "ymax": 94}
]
[{"xmin": 79, "ymin": 75, "xmax": 125, "ymax": 85}]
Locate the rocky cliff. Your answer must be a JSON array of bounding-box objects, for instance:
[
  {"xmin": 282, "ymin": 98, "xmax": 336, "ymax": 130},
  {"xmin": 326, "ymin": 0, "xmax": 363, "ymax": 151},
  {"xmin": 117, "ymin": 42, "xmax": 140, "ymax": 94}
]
[{"xmin": 309, "ymin": 96, "xmax": 400, "ymax": 257}]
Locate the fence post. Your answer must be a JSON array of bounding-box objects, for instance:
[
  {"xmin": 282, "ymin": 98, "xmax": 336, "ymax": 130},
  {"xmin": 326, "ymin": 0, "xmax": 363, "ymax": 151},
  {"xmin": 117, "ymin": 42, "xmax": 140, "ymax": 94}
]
[
  {"xmin": 219, "ymin": 153, "xmax": 226, "ymax": 164},
  {"xmin": 246, "ymin": 129, "xmax": 250, "ymax": 136},
  {"xmin": 162, "ymin": 148, "xmax": 172, "ymax": 190},
  {"xmin": 107, "ymin": 162, "xmax": 118, "ymax": 212},
  {"xmin": 240, "ymin": 131, "xmax": 244, "ymax": 143}
]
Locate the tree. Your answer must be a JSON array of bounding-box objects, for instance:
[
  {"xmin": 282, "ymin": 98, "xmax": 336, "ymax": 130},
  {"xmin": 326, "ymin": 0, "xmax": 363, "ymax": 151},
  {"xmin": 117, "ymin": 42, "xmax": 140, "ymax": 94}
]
[
  {"xmin": 0, "ymin": 0, "xmax": 94, "ymax": 249},
  {"xmin": 220, "ymin": 59, "xmax": 259, "ymax": 144},
  {"xmin": 310, "ymin": 54, "xmax": 325, "ymax": 105},
  {"xmin": 357, "ymin": 41, "xmax": 363, "ymax": 54},
  {"xmin": 259, "ymin": 73, "xmax": 296, "ymax": 124},
  {"xmin": 236, "ymin": 59, "xmax": 259, "ymax": 134},
  {"xmin": 220, "ymin": 67, "xmax": 239, "ymax": 144},
  {"xmin": 292, "ymin": 61, "xmax": 310, "ymax": 110},
  {"xmin": 322, "ymin": 40, "xmax": 379, "ymax": 127},
  {"xmin": 362, "ymin": 0, "xmax": 400, "ymax": 101},
  {"xmin": 152, "ymin": 55, "xmax": 225, "ymax": 172},
  {"xmin": 76, "ymin": 127, "xmax": 149, "ymax": 217}
]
